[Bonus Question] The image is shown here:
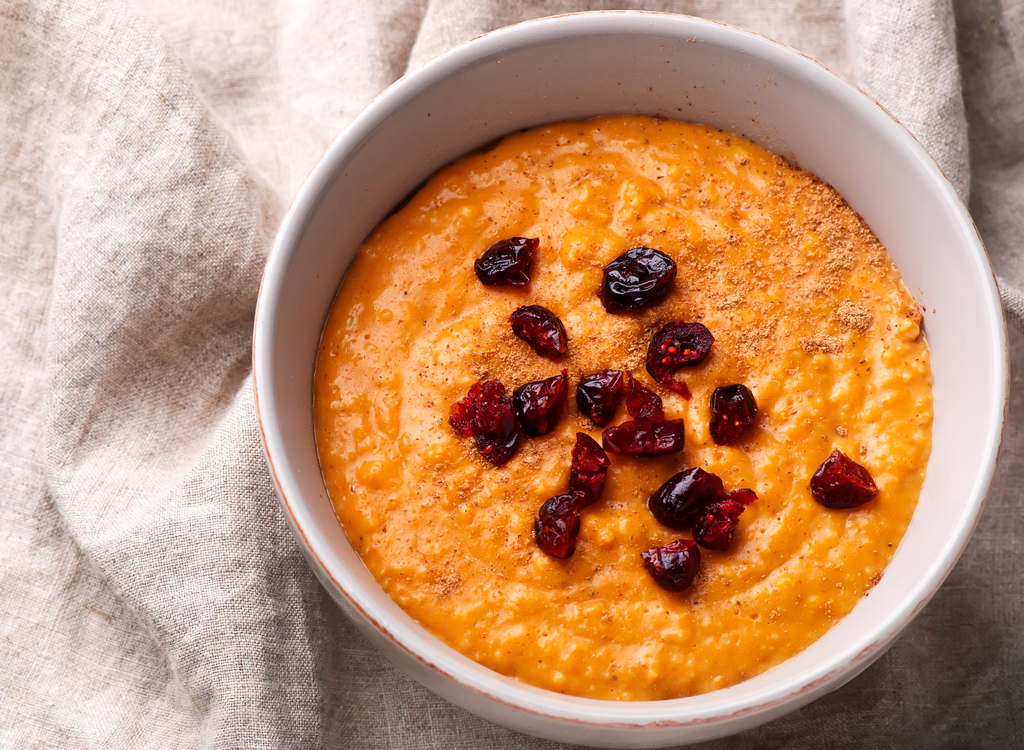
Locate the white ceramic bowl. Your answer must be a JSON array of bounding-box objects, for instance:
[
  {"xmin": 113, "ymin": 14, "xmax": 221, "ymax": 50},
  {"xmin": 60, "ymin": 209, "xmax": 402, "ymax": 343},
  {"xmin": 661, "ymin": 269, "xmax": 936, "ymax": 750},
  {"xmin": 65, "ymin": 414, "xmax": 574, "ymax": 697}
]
[{"xmin": 253, "ymin": 11, "xmax": 1007, "ymax": 747}]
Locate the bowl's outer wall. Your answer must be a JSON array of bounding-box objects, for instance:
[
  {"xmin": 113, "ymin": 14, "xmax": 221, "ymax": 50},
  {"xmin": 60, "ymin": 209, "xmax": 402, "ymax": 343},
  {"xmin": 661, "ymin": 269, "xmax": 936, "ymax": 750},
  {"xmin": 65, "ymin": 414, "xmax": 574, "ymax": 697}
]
[{"xmin": 254, "ymin": 12, "xmax": 1006, "ymax": 748}]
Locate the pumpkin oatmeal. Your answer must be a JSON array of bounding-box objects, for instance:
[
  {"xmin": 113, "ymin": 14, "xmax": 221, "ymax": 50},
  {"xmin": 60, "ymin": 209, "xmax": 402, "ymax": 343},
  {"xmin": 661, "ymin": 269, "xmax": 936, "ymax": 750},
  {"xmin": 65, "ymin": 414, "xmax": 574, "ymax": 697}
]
[{"xmin": 313, "ymin": 115, "xmax": 932, "ymax": 700}]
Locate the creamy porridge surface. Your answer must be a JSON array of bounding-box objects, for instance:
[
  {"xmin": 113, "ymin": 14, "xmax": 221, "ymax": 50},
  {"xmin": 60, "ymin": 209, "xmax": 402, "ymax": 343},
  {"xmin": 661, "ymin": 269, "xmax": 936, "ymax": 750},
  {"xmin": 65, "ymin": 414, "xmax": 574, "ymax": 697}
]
[{"xmin": 313, "ymin": 116, "xmax": 932, "ymax": 700}]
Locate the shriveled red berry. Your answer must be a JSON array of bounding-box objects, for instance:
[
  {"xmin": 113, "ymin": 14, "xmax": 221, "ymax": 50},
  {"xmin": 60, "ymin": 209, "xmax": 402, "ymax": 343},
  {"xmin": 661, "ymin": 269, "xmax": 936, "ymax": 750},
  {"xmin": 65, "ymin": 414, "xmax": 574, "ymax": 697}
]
[
  {"xmin": 811, "ymin": 449, "xmax": 879, "ymax": 509},
  {"xmin": 513, "ymin": 371, "xmax": 569, "ymax": 437},
  {"xmin": 602, "ymin": 418, "xmax": 685, "ymax": 456},
  {"xmin": 647, "ymin": 467, "xmax": 725, "ymax": 529},
  {"xmin": 535, "ymin": 491, "xmax": 584, "ymax": 559},
  {"xmin": 709, "ymin": 384, "xmax": 757, "ymax": 444},
  {"xmin": 625, "ymin": 376, "xmax": 665, "ymax": 422},
  {"xmin": 474, "ymin": 237, "xmax": 538, "ymax": 286},
  {"xmin": 568, "ymin": 433, "xmax": 610, "ymax": 507},
  {"xmin": 448, "ymin": 379, "xmax": 522, "ymax": 466},
  {"xmin": 576, "ymin": 369, "xmax": 628, "ymax": 426},
  {"xmin": 469, "ymin": 381, "xmax": 516, "ymax": 436},
  {"xmin": 641, "ymin": 539, "xmax": 701, "ymax": 592},
  {"xmin": 510, "ymin": 305, "xmax": 568, "ymax": 358},
  {"xmin": 646, "ymin": 322, "xmax": 714, "ymax": 398},
  {"xmin": 726, "ymin": 487, "xmax": 758, "ymax": 507},
  {"xmin": 692, "ymin": 493, "xmax": 755, "ymax": 550},
  {"xmin": 476, "ymin": 429, "xmax": 521, "ymax": 466},
  {"xmin": 600, "ymin": 247, "xmax": 677, "ymax": 312},
  {"xmin": 448, "ymin": 394, "xmax": 478, "ymax": 437},
  {"xmin": 449, "ymin": 380, "xmax": 503, "ymax": 437}
]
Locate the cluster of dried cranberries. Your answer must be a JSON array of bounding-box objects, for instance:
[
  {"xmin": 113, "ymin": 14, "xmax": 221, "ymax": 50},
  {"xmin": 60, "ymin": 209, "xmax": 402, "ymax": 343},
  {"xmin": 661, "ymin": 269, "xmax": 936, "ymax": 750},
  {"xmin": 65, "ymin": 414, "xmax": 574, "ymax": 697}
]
[
  {"xmin": 576, "ymin": 368, "xmax": 685, "ymax": 455},
  {"xmin": 450, "ymin": 238, "xmax": 572, "ymax": 465},
  {"xmin": 452, "ymin": 239, "xmax": 880, "ymax": 593},
  {"xmin": 534, "ymin": 434, "xmax": 610, "ymax": 558},
  {"xmin": 648, "ymin": 468, "xmax": 757, "ymax": 546},
  {"xmin": 451, "ymin": 368, "xmax": 572, "ymax": 464}
]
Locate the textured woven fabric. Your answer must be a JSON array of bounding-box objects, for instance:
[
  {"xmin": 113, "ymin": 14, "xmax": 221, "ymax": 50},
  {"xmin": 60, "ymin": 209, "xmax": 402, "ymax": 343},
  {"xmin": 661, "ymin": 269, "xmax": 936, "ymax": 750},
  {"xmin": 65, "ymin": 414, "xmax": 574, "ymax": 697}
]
[{"xmin": 1, "ymin": 0, "xmax": 1022, "ymax": 747}]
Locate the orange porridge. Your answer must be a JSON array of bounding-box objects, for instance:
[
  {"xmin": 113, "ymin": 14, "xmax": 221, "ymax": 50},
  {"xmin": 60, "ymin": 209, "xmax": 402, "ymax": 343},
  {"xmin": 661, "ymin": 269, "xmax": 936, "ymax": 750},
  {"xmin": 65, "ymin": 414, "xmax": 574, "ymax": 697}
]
[{"xmin": 313, "ymin": 116, "xmax": 932, "ymax": 700}]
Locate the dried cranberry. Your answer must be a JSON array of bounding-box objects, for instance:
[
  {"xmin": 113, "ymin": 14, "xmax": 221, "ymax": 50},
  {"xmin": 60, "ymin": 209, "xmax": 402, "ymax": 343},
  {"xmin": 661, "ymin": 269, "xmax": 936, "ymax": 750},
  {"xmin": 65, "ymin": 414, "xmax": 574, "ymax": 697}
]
[
  {"xmin": 448, "ymin": 379, "xmax": 522, "ymax": 466},
  {"xmin": 568, "ymin": 433, "xmax": 610, "ymax": 507},
  {"xmin": 474, "ymin": 237, "xmax": 538, "ymax": 287},
  {"xmin": 470, "ymin": 382, "xmax": 515, "ymax": 436},
  {"xmin": 709, "ymin": 384, "xmax": 757, "ymax": 444},
  {"xmin": 602, "ymin": 418, "xmax": 686, "ymax": 456},
  {"xmin": 576, "ymin": 369, "xmax": 628, "ymax": 426},
  {"xmin": 625, "ymin": 376, "xmax": 665, "ymax": 422},
  {"xmin": 692, "ymin": 493, "xmax": 755, "ymax": 550},
  {"xmin": 647, "ymin": 467, "xmax": 725, "ymax": 529},
  {"xmin": 512, "ymin": 371, "xmax": 569, "ymax": 437},
  {"xmin": 810, "ymin": 449, "xmax": 879, "ymax": 509},
  {"xmin": 641, "ymin": 539, "xmax": 701, "ymax": 592},
  {"xmin": 535, "ymin": 491, "xmax": 584, "ymax": 559},
  {"xmin": 726, "ymin": 487, "xmax": 758, "ymax": 507},
  {"xmin": 448, "ymin": 393, "xmax": 479, "ymax": 437},
  {"xmin": 599, "ymin": 247, "xmax": 677, "ymax": 312},
  {"xmin": 646, "ymin": 322, "xmax": 714, "ymax": 398},
  {"xmin": 510, "ymin": 305, "xmax": 568, "ymax": 358},
  {"xmin": 476, "ymin": 429, "xmax": 521, "ymax": 466}
]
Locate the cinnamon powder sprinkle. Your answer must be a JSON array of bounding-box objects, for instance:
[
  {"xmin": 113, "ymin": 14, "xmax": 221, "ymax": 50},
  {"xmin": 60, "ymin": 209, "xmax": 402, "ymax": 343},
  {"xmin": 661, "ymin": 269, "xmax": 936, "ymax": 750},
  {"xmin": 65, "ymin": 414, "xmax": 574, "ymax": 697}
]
[
  {"xmin": 800, "ymin": 333, "xmax": 843, "ymax": 355},
  {"xmin": 835, "ymin": 301, "xmax": 874, "ymax": 332},
  {"xmin": 435, "ymin": 574, "xmax": 462, "ymax": 598}
]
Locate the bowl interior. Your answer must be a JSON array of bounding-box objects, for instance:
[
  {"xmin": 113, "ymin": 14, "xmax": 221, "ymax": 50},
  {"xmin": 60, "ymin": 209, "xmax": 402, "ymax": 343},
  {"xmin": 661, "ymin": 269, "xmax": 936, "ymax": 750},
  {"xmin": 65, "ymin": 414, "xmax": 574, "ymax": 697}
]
[{"xmin": 254, "ymin": 12, "xmax": 1006, "ymax": 747}]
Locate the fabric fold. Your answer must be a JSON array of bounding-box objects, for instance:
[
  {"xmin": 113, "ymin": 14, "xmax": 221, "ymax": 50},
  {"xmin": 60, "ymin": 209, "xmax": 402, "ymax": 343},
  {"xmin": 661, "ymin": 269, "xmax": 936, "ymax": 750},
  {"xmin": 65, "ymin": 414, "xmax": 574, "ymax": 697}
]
[
  {"xmin": 846, "ymin": 0, "xmax": 971, "ymax": 199},
  {"xmin": 37, "ymin": 0, "xmax": 324, "ymax": 746}
]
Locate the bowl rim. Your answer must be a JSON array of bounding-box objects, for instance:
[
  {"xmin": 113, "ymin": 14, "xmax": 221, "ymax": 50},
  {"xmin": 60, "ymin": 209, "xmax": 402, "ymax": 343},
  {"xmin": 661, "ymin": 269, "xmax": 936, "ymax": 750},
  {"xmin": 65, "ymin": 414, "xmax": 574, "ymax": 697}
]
[{"xmin": 253, "ymin": 8, "xmax": 1008, "ymax": 733}]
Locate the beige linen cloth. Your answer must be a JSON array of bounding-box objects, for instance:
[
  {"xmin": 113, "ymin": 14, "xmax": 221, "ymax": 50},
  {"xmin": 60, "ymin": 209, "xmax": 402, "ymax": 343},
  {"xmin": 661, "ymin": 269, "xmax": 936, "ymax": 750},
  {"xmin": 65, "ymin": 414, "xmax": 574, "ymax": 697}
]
[{"xmin": 1, "ymin": 0, "xmax": 1022, "ymax": 747}]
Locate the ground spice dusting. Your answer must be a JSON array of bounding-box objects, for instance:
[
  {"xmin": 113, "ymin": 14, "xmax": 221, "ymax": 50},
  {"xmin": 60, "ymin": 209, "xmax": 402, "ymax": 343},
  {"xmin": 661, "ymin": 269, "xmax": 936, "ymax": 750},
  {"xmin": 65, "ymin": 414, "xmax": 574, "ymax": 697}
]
[
  {"xmin": 736, "ymin": 320, "xmax": 777, "ymax": 356},
  {"xmin": 800, "ymin": 332, "xmax": 844, "ymax": 355},
  {"xmin": 904, "ymin": 303, "xmax": 925, "ymax": 325},
  {"xmin": 836, "ymin": 301, "xmax": 874, "ymax": 332},
  {"xmin": 436, "ymin": 574, "xmax": 461, "ymax": 598},
  {"xmin": 469, "ymin": 312, "xmax": 537, "ymax": 385},
  {"xmin": 824, "ymin": 240, "xmax": 857, "ymax": 276}
]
